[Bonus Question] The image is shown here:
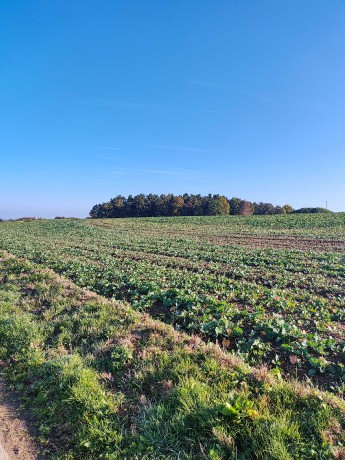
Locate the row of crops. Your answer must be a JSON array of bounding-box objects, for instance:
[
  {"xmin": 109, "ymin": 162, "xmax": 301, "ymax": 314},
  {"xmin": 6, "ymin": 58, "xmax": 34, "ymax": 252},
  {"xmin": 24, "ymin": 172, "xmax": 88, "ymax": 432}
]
[{"xmin": 0, "ymin": 215, "xmax": 344, "ymax": 390}]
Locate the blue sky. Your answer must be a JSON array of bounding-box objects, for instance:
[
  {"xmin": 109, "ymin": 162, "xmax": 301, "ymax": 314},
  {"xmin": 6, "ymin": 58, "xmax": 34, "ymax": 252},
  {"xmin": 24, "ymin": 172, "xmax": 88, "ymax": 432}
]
[{"xmin": 1, "ymin": 0, "xmax": 344, "ymax": 218}]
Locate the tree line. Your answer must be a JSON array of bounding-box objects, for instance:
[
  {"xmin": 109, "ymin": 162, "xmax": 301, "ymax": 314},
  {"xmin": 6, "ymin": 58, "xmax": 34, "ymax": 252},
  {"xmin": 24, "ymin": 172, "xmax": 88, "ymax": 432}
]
[{"xmin": 89, "ymin": 194, "xmax": 294, "ymax": 218}]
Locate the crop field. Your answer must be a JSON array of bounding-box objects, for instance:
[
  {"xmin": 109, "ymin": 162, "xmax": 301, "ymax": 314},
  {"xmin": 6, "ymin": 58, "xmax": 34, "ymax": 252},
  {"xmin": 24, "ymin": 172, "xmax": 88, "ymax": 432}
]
[
  {"xmin": 0, "ymin": 215, "xmax": 344, "ymax": 386},
  {"xmin": 0, "ymin": 214, "xmax": 345, "ymax": 458}
]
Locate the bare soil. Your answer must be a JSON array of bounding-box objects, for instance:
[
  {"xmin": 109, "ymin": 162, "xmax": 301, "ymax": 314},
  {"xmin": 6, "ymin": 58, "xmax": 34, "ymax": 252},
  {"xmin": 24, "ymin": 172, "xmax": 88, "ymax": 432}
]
[
  {"xmin": 208, "ymin": 234, "xmax": 345, "ymax": 252},
  {"xmin": 0, "ymin": 377, "xmax": 42, "ymax": 460}
]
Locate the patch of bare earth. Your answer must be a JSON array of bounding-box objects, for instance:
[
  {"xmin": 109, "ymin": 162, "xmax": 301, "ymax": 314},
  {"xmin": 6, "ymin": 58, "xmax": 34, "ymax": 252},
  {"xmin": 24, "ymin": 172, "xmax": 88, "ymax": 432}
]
[
  {"xmin": 201, "ymin": 235, "xmax": 345, "ymax": 252},
  {"xmin": 0, "ymin": 378, "xmax": 42, "ymax": 460},
  {"xmin": 142, "ymin": 231, "xmax": 345, "ymax": 252}
]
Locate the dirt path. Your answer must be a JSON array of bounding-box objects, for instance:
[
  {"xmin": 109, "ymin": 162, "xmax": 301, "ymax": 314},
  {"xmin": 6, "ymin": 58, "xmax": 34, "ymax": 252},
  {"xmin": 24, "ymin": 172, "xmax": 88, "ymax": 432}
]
[{"xmin": 0, "ymin": 378, "xmax": 42, "ymax": 460}]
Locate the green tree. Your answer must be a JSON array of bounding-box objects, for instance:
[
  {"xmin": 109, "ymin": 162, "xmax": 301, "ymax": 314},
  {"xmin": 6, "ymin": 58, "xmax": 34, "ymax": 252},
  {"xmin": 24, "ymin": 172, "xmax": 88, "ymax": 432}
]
[{"xmin": 229, "ymin": 197, "xmax": 242, "ymax": 215}]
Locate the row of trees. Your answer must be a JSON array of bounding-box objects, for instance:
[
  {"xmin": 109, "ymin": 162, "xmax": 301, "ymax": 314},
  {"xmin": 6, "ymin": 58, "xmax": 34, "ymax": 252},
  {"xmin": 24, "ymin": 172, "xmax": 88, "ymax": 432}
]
[{"xmin": 89, "ymin": 194, "xmax": 294, "ymax": 218}]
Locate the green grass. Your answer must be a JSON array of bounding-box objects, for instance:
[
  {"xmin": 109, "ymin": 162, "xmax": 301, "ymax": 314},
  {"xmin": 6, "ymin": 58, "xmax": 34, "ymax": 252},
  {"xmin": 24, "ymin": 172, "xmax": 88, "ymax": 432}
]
[
  {"xmin": 292, "ymin": 208, "xmax": 333, "ymax": 214},
  {"xmin": 0, "ymin": 252, "xmax": 344, "ymax": 459}
]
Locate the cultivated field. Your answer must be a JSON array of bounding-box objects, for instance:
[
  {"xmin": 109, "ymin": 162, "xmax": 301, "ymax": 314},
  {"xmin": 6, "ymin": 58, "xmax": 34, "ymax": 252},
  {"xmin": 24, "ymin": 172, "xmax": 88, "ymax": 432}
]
[{"xmin": 0, "ymin": 214, "xmax": 344, "ymax": 458}]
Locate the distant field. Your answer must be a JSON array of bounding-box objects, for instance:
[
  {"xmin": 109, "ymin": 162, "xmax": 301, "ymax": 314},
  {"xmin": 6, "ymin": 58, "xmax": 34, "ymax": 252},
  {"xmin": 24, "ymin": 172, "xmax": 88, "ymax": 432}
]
[
  {"xmin": 89, "ymin": 213, "xmax": 345, "ymax": 251},
  {"xmin": 0, "ymin": 214, "xmax": 344, "ymax": 389}
]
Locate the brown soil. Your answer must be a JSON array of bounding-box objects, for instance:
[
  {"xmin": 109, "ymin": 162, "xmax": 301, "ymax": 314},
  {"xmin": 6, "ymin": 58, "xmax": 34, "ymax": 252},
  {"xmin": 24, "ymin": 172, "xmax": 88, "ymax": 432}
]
[
  {"xmin": 0, "ymin": 377, "xmax": 42, "ymax": 460},
  {"xmin": 204, "ymin": 234, "xmax": 345, "ymax": 252}
]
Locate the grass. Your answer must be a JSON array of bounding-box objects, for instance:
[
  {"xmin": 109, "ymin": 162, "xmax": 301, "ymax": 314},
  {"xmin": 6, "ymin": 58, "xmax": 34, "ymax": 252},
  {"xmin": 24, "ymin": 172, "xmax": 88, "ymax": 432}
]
[{"xmin": 0, "ymin": 252, "xmax": 345, "ymax": 459}]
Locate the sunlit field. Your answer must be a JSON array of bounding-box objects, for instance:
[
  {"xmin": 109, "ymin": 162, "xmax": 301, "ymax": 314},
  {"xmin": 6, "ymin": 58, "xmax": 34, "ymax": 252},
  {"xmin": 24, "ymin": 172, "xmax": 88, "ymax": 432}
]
[{"xmin": 0, "ymin": 214, "xmax": 344, "ymax": 458}]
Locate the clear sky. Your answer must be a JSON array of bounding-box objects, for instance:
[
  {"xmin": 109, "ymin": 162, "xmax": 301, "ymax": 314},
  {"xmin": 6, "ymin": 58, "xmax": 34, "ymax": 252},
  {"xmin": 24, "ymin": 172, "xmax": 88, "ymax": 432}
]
[{"xmin": 1, "ymin": 0, "xmax": 344, "ymax": 218}]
